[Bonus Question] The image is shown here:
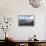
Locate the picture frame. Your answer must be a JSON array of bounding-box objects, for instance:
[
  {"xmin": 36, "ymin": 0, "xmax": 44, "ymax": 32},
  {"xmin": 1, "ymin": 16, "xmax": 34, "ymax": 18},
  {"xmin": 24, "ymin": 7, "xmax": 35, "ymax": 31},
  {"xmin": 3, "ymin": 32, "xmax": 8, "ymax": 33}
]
[{"xmin": 18, "ymin": 15, "xmax": 35, "ymax": 26}]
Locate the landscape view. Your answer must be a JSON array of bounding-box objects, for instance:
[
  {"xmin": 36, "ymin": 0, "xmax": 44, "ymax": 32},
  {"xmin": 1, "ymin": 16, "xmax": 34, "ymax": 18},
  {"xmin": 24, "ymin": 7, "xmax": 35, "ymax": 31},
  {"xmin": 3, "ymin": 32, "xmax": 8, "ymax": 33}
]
[{"xmin": 18, "ymin": 15, "xmax": 34, "ymax": 26}]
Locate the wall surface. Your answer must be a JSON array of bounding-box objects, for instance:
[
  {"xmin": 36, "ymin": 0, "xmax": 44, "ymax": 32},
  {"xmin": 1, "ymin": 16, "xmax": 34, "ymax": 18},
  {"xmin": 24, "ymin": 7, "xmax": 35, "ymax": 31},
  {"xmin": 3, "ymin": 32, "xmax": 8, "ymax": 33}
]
[{"xmin": 0, "ymin": 0, "xmax": 46, "ymax": 40}]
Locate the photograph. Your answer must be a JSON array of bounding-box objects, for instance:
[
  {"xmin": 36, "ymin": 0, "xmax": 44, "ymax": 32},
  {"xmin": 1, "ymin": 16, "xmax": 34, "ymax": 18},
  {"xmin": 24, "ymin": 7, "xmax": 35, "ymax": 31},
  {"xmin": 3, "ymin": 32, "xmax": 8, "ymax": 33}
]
[{"xmin": 18, "ymin": 15, "xmax": 34, "ymax": 26}]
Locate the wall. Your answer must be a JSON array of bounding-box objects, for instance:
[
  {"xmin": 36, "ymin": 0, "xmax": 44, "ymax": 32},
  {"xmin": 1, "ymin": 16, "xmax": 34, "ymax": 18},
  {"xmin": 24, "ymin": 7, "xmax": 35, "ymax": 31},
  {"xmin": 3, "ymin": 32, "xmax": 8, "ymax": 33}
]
[{"xmin": 0, "ymin": 0, "xmax": 46, "ymax": 40}]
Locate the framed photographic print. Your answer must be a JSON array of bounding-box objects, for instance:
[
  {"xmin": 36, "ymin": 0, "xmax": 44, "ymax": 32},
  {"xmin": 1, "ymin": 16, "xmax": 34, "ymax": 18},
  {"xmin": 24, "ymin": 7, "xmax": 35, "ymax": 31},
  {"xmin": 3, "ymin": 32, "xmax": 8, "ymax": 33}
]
[{"xmin": 18, "ymin": 15, "xmax": 35, "ymax": 26}]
